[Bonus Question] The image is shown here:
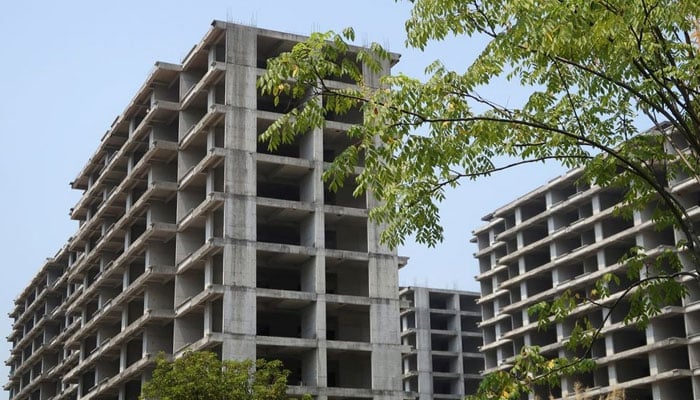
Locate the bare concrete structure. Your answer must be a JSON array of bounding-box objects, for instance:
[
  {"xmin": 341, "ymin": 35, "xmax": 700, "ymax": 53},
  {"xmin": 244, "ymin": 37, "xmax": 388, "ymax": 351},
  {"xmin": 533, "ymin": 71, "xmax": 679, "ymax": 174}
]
[
  {"xmin": 473, "ymin": 144, "xmax": 700, "ymax": 399},
  {"xmin": 5, "ymin": 21, "xmax": 405, "ymax": 400},
  {"xmin": 399, "ymin": 287, "xmax": 483, "ymax": 399}
]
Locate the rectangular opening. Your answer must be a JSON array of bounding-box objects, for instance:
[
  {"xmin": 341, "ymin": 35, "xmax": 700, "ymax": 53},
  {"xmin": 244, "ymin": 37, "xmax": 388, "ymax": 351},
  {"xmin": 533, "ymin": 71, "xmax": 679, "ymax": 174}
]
[
  {"xmin": 324, "ymin": 216, "xmax": 367, "ymax": 251},
  {"xmin": 326, "ymin": 304, "xmax": 369, "ymax": 342},
  {"xmin": 327, "ymin": 350, "xmax": 371, "ymax": 389},
  {"xmin": 431, "ymin": 355, "xmax": 457, "ymax": 373},
  {"xmin": 520, "ymin": 198, "xmax": 546, "ymax": 221},
  {"xmin": 256, "ymin": 298, "xmax": 314, "ymax": 339},
  {"xmin": 325, "ymin": 259, "xmax": 368, "ymax": 296},
  {"xmin": 429, "ymin": 292, "xmax": 453, "ymax": 310}
]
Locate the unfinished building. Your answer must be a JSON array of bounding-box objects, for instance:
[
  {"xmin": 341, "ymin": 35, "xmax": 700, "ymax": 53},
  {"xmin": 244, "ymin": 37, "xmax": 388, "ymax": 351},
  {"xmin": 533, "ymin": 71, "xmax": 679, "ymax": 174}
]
[
  {"xmin": 399, "ymin": 287, "xmax": 483, "ymax": 399},
  {"xmin": 473, "ymin": 148, "xmax": 700, "ymax": 399},
  {"xmin": 5, "ymin": 21, "xmax": 406, "ymax": 400}
]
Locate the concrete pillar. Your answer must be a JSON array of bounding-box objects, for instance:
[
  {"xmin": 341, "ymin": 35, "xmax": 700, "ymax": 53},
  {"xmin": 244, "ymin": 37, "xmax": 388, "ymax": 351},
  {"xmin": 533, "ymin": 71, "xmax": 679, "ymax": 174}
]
[
  {"xmin": 221, "ymin": 23, "xmax": 257, "ymax": 362},
  {"xmin": 414, "ymin": 288, "xmax": 433, "ymax": 400}
]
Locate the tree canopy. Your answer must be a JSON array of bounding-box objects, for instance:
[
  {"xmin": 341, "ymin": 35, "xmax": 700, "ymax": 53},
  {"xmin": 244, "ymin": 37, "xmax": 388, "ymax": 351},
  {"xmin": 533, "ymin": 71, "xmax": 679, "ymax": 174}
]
[
  {"xmin": 140, "ymin": 352, "xmax": 290, "ymax": 400},
  {"xmin": 258, "ymin": 0, "xmax": 700, "ymax": 398}
]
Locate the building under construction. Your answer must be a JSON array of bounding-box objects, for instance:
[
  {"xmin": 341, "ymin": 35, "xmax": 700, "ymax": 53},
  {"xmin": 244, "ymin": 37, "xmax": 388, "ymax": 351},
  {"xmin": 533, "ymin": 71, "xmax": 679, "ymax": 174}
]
[
  {"xmin": 473, "ymin": 146, "xmax": 700, "ymax": 400},
  {"xmin": 5, "ymin": 21, "xmax": 406, "ymax": 400},
  {"xmin": 399, "ymin": 287, "xmax": 483, "ymax": 400}
]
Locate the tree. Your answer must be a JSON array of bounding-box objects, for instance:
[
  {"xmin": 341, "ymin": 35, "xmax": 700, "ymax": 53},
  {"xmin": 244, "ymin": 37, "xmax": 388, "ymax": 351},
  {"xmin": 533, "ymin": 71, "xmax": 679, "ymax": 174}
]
[
  {"xmin": 139, "ymin": 352, "xmax": 291, "ymax": 400},
  {"xmin": 257, "ymin": 0, "xmax": 700, "ymax": 398}
]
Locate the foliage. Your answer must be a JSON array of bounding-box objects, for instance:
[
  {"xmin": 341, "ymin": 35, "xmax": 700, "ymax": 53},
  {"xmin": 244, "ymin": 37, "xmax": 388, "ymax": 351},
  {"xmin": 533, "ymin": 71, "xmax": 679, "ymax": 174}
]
[
  {"xmin": 140, "ymin": 352, "xmax": 293, "ymax": 400},
  {"xmin": 257, "ymin": 0, "xmax": 700, "ymax": 398}
]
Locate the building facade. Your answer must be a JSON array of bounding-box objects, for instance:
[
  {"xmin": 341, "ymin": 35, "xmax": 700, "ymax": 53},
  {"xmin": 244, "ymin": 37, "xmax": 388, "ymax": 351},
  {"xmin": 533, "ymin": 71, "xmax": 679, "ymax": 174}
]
[
  {"xmin": 5, "ymin": 21, "xmax": 405, "ymax": 400},
  {"xmin": 473, "ymin": 157, "xmax": 700, "ymax": 400},
  {"xmin": 399, "ymin": 287, "xmax": 483, "ymax": 399}
]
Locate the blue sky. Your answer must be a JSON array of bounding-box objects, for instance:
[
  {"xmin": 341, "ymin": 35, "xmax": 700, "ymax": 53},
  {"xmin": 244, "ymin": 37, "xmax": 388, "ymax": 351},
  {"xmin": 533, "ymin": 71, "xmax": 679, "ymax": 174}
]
[{"xmin": 0, "ymin": 0, "xmax": 565, "ymax": 390}]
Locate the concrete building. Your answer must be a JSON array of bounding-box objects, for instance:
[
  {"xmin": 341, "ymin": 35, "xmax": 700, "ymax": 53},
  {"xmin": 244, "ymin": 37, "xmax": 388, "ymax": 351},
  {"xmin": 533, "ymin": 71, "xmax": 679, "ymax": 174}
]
[
  {"xmin": 5, "ymin": 21, "xmax": 406, "ymax": 400},
  {"xmin": 399, "ymin": 287, "xmax": 483, "ymax": 399},
  {"xmin": 473, "ymin": 143, "xmax": 700, "ymax": 400}
]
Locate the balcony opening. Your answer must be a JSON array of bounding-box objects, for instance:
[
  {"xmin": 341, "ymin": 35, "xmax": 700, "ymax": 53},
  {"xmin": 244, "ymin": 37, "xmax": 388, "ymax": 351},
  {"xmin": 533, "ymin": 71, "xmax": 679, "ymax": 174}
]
[
  {"xmin": 601, "ymin": 215, "xmax": 634, "ymax": 238},
  {"xmin": 616, "ymin": 358, "xmax": 650, "ymax": 383},
  {"xmin": 257, "ymin": 87, "xmax": 302, "ymax": 113},
  {"xmin": 128, "ymin": 261, "xmax": 145, "ymax": 285},
  {"xmin": 557, "ymin": 263, "xmax": 584, "ymax": 283},
  {"xmin": 463, "ymin": 356, "xmax": 484, "ymax": 375},
  {"xmin": 257, "ymin": 265, "xmax": 301, "ymax": 291},
  {"xmin": 402, "ymin": 334, "xmax": 416, "ymax": 348},
  {"xmin": 530, "ymin": 324, "xmax": 556, "ymax": 347},
  {"xmin": 429, "ymin": 292, "xmax": 454, "ymax": 310},
  {"xmin": 126, "ymin": 299, "xmax": 144, "ymax": 325},
  {"xmin": 174, "ymin": 313, "xmax": 204, "ymax": 352},
  {"xmin": 258, "ymin": 345, "xmax": 316, "ymax": 386},
  {"xmin": 83, "ymin": 336, "xmax": 97, "ymax": 358},
  {"xmin": 210, "ymin": 299, "xmax": 223, "ymax": 333},
  {"xmin": 658, "ymin": 379, "xmax": 692, "ymax": 400},
  {"xmin": 323, "ymin": 179, "xmax": 366, "ymax": 209},
  {"xmin": 656, "ymin": 345, "xmax": 689, "ymax": 372},
  {"xmin": 612, "ymin": 329, "xmax": 646, "ymax": 353},
  {"xmin": 323, "ymin": 95, "xmax": 363, "ymax": 124},
  {"xmin": 403, "ymin": 353, "xmax": 417, "ymax": 374},
  {"xmin": 522, "ymin": 224, "xmax": 547, "ymax": 247},
  {"xmin": 465, "ymin": 377, "xmax": 480, "ymax": 394},
  {"xmin": 81, "ymin": 369, "xmax": 96, "ymax": 394},
  {"xmin": 85, "ymin": 301, "xmax": 99, "ymax": 323},
  {"xmin": 432, "ymin": 377, "xmax": 459, "ymax": 395},
  {"xmin": 524, "ymin": 250, "xmax": 551, "ymax": 272},
  {"xmin": 327, "ymin": 350, "xmax": 371, "ymax": 389},
  {"xmin": 550, "ymin": 185, "xmax": 576, "ymax": 205},
  {"xmin": 124, "ymin": 380, "xmax": 142, "ymax": 400},
  {"xmin": 604, "ymin": 243, "xmax": 634, "ymax": 267},
  {"xmin": 256, "ymin": 36, "xmax": 296, "ymax": 69},
  {"xmin": 653, "ymin": 315, "xmax": 686, "ymax": 341},
  {"xmin": 552, "ymin": 209, "xmax": 579, "ymax": 231},
  {"xmin": 430, "ymin": 313, "xmax": 454, "ymax": 331},
  {"xmin": 461, "ymin": 315, "xmax": 479, "ymax": 331},
  {"xmin": 175, "ymin": 269, "xmax": 205, "ymax": 307},
  {"xmin": 526, "ymin": 274, "xmax": 553, "ymax": 297},
  {"xmin": 431, "ymin": 335, "xmax": 457, "ymax": 352},
  {"xmin": 257, "ymin": 180, "xmax": 301, "ymax": 201},
  {"xmin": 323, "ymin": 128, "xmax": 364, "ymax": 164},
  {"xmin": 256, "ymin": 297, "xmax": 314, "ymax": 339},
  {"xmin": 432, "ymin": 355, "xmax": 457, "ymax": 373},
  {"xmin": 520, "ymin": 197, "xmax": 546, "ymax": 222},
  {"xmin": 125, "ymin": 338, "xmax": 143, "ymax": 367},
  {"xmin": 326, "ymin": 304, "xmax": 369, "ymax": 342},
  {"xmin": 256, "ymin": 120, "xmax": 302, "ymax": 158},
  {"xmin": 257, "ymin": 220, "xmax": 302, "ymax": 246},
  {"xmin": 325, "ymin": 259, "xmax": 368, "ymax": 296},
  {"xmin": 402, "ymin": 313, "xmax": 416, "ymax": 331},
  {"xmin": 554, "ymin": 235, "xmax": 583, "ymax": 257},
  {"xmin": 599, "ymin": 190, "xmax": 626, "ymax": 211},
  {"xmin": 324, "ymin": 216, "xmax": 367, "ymax": 252}
]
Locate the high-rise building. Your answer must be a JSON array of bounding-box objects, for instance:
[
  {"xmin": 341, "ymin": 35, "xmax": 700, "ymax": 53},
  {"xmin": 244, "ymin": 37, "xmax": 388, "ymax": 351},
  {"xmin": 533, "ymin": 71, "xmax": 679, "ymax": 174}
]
[
  {"xmin": 399, "ymin": 287, "xmax": 483, "ymax": 399},
  {"xmin": 473, "ymin": 149, "xmax": 700, "ymax": 400},
  {"xmin": 5, "ymin": 21, "xmax": 405, "ymax": 400}
]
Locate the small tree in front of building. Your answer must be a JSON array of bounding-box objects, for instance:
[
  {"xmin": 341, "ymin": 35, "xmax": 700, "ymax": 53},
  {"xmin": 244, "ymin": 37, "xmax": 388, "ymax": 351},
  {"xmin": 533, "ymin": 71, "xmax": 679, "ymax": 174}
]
[{"xmin": 140, "ymin": 351, "xmax": 291, "ymax": 400}]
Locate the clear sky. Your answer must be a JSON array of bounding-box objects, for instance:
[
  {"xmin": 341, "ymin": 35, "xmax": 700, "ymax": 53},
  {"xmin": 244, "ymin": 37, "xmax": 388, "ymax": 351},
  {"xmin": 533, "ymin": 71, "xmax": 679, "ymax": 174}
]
[{"xmin": 0, "ymin": 0, "xmax": 565, "ymax": 391}]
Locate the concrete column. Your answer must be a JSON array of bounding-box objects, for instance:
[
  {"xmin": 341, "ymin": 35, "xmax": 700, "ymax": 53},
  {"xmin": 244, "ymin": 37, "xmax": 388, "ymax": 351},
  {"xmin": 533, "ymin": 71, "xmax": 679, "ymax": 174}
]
[
  {"xmin": 307, "ymin": 122, "xmax": 327, "ymax": 390},
  {"xmin": 221, "ymin": 23, "xmax": 257, "ymax": 362},
  {"xmin": 414, "ymin": 288, "xmax": 433, "ymax": 400}
]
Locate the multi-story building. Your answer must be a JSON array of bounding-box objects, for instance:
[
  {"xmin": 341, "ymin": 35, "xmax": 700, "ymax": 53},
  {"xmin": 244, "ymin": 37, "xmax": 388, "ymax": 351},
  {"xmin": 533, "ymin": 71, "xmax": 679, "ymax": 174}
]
[
  {"xmin": 399, "ymin": 287, "xmax": 483, "ymax": 399},
  {"xmin": 473, "ymin": 147, "xmax": 700, "ymax": 400},
  {"xmin": 5, "ymin": 21, "xmax": 406, "ymax": 400}
]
